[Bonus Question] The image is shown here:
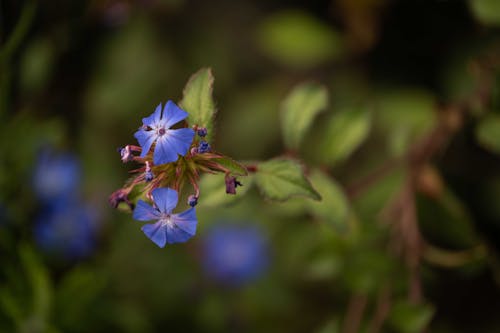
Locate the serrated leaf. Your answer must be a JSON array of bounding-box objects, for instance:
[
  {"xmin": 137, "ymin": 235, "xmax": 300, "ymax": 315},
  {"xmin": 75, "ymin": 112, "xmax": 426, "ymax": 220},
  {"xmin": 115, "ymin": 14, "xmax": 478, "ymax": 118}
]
[
  {"xmin": 320, "ymin": 107, "xmax": 371, "ymax": 165},
  {"xmin": 180, "ymin": 68, "xmax": 216, "ymax": 143},
  {"xmin": 281, "ymin": 82, "xmax": 328, "ymax": 150},
  {"xmin": 389, "ymin": 301, "xmax": 434, "ymax": 333},
  {"xmin": 212, "ymin": 156, "xmax": 248, "ymax": 176},
  {"xmin": 198, "ymin": 174, "xmax": 253, "ymax": 207},
  {"xmin": 306, "ymin": 170, "xmax": 349, "ymax": 231},
  {"xmin": 255, "ymin": 158, "xmax": 320, "ymax": 201},
  {"xmin": 475, "ymin": 113, "xmax": 500, "ymax": 153}
]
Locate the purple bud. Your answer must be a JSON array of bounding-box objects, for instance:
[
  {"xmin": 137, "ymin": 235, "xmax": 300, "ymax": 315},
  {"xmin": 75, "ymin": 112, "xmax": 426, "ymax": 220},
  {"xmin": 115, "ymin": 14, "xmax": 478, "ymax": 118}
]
[
  {"xmin": 197, "ymin": 127, "xmax": 208, "ymax": 137},
  {"xmin": 144, "ymin": 161, "xmax": 153, "ymax": 182},
  {"xmin": 119, "ymin": 146, "xmax": 133, "ymax": 163},
  {"xmin": 225, "ymin": 176, "xmax": 242, "ymax": 195},
  {"xmin": 198, "ymin": 141, "xmax": 210, "ymax": 153},
  {"xmin": 187, "ymin": 195, "xmax": 198, "ymax": 207}
]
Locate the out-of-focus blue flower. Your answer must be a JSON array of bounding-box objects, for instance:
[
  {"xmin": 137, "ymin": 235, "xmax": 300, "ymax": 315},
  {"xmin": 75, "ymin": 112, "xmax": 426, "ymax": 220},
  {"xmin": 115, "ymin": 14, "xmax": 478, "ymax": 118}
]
[
  {"xmin": 33, "ymin": 149, "xmax": 81, "ymax": 203},
  {"xmin": 133, "ymin": 188, "xmax": 197, "ymax": 248},
  {"xmin": 202, "ymin": 223, "xmax": 269, "ymax": 286},
  {"xmin": 134, "ymin": 101, "xmax": 195, "ymax": 165},
  {"xmin": 34, "ymin": 200, "xmax": 97, "ymax": 260}
]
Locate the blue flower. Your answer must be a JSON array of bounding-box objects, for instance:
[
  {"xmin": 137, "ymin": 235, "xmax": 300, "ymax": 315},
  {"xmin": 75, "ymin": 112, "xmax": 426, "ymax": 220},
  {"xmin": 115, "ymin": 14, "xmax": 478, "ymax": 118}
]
[
  {"xmin": 202, "ymin": 223, "xmax": 269, "ymax": 286},
  {"xmin": 134, "ymin": 101, "xmax": 195, "ymax": 165},
  {"xmin": 33, "ymin": 148, "xmax": 81, "ymax": 203},
  {"xmin": 133, "ymin": 188, "xmax": 197, "ymax": 248},
  {"xmin": 198, "ymin": 140, "xmax": 211, "ymax": 153},
  {"xmin": 34, "ymin": 200, "xmax": 97, "ymax": 260}
]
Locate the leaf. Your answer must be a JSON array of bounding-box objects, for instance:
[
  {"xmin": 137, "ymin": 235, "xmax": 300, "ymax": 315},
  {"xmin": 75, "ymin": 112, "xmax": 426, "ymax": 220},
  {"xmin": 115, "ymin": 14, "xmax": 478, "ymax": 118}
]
[
  {"xmin": 388, "ymin": 301, "xmax": 435, "ymax": 333},
  {"xmin": 180, "ymin": 68, "xmax": 216, "ymax": 142},
  {"xmin": 469, "ymin": 0, "xmax": 500, "ymax": 26},
  {"xmin": 306, "ymin": 170, "xmax": 349, "ymax": 231},
  {"xmin": 211, "ymin": 156, "xmax": 248, "ymax": 176},
  {"xmin": 255, "ymin": 158, "xmax": 320, "ymax": 201},
  {"xmin": 256, "ymin": 10, "xmax": 344, "ymax": 69},
  {"xmin": 198, "ymin": 174, "xmax": 253, "ymax": 207},
  {"xmin": 281, "ymin": 82, "xmax": 328, "ymax": 150},
  {"xmin": 320, "ymin": 107, "xmax": 371, "ymax": 165},
  {"xmin": 475, "ymin": 113, "xmax": 500, "ymax": 153}
]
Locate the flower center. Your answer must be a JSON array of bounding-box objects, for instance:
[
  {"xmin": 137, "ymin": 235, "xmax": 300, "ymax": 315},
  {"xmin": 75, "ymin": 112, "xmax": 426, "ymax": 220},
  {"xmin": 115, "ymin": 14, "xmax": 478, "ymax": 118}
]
[
  {"xmin": 160, "ymin": 214, "xmax": 172, "ymax": 226},
  {"xmin": 158, "ymin": 127, "xmax": 166, "ymax": 136}
]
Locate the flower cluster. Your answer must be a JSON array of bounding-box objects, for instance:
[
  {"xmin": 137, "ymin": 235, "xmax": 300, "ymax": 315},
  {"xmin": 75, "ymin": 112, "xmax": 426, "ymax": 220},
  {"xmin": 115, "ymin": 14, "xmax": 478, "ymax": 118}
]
[
  {"xmin": 33, "ymin": 148, "xmax": 98, "ymax": 260},
  {"xmin": 110, "ymin": 100, "xmax": 246, "ymax": 247}
]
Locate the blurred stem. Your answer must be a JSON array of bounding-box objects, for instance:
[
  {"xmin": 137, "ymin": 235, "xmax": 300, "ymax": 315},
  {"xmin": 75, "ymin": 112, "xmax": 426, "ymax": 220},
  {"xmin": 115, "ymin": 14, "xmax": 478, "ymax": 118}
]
[
  {"xmin": 366, "ymin": 285, "xmax": 391, "ymax": 333},
  {"xmin": 341, "ymin": 293, "xmax": 368, "ymax": 333},
  {"xmin": 423, "ymin": 243, "xmax": 487, "ymax": 268},
  {"xmin": 0, "ymin": 0, "xmax": 37, "ymax": 117}
]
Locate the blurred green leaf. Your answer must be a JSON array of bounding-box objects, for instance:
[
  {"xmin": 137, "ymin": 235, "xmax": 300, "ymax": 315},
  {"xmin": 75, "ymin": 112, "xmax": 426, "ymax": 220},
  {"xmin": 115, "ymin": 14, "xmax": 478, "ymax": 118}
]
[
  {"xmin": 469, "ymin": 0, "xmax": 500, "ymax": 26},
  {"xmin": 281, "ymin": 82, "xmax": 328, "ymax": 150},
  {"xmin": 376, "ymin": 89, "xmax": 436, "ymax": 156},
  {"xmin": 211, "ymin": 156, "xmax": 248, "ymax": 176},
  {"xmin": 475, "ymin": 113, "xmax": 500, "ymax": 153},
  {"xmin": 306, "ymin": 170, "xmax": 349, "ymax": 231},
  {"xmin": 198, "ymin": 173, "xmax": 253, "ymax": 207},
  {"xmin": 255, "ymin": 158, "xmax": 321, "ymax": 201},
  {"xmin": 20, "ymin": 38, "xmax": 54, "ymax": 94},
  {"xmin": 256, "ymin": 10, "xmax": 344, "ymax": 69},
  {"xmin": 180, "ymin": 68, "xmax": 216, "ymax": 143},
  {"xmin": 388, "ymin": 301, "xmax": 434, "ymax": 333},
  {"xmin": 320, "ymin": 107, "xmax": 371, "ymax": 165}
]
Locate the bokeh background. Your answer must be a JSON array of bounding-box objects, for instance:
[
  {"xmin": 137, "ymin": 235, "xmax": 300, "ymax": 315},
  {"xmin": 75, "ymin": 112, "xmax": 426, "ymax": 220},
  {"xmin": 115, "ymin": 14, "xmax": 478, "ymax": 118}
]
[{"xmin": 2, "ymin": 0, "xmax": 500, "ymax": 332}]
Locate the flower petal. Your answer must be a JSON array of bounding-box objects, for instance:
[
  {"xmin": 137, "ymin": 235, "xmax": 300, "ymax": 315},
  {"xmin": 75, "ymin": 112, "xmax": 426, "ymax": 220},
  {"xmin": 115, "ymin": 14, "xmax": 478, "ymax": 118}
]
[
  {"xmin": 151, "ymin": 188, "xmax": 178, "ymax": 214},
  {"xmin": 166, "ymin": 223, "xmax": 194, "ymax": 244},
  {"xmin": 133, "ymin": 200, "xmax": 160, "ymax": 221},
  {"xmin": 166, "ymin": 128, "xmax": 195, "ymax": 155},
  {"xmin": 142, "ymin": 103, "xmax": 162, "ymax": 127},
  {"xmin": 163, "ymin": 100, "xmax": 189, "ymax": 128},
  {"xmin": 172, "ymin": 208, "xmax": 197, "ymax": 236},
  {"xmin": 141, "ymin": 221, "xmax": 167, "ymax": 248},
  {"xmin": 153, "ymin": 135, "xmax": 179, "ymax": 164},
  {"xmin": 134, "ymin": 129, "xmax": 157, "ymax": 158}
]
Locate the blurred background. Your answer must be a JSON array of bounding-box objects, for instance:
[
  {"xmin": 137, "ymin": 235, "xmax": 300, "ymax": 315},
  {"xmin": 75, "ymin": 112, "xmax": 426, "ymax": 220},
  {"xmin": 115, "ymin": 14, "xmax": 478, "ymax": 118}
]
[{"xmin": 1, "ymin": 0, "xmax": 500, "ymax": 332}]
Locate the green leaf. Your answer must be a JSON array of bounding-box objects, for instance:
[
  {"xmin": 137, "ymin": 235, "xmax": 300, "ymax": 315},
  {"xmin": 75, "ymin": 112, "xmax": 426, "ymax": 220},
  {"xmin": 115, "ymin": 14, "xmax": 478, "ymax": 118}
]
[
  {"xmin": 469, "ymin": 0, "xmax": 500, "ymax": 26},
  {"xmin": 198, "ymin": 174, "xmax": 253, "ymax": 207},
  {"xmin": 306, "ymin": 170, "xmax": 349, "ymax": 231},
  {"xmin": 376, "ymin": 89, "xmax": 436, "ymax": 156},
  {"xmin": 388, "ymin": 301, "xmax": 435, "ymax": 333},
  {"xmin": 281, "ymin": 82, "xmax": 328, "ymax": 150},
  {"xmin": 475, "ymin": 113, "xmax": 500, "ymax": 153},
  {"xmin": 320, "ymin": 107, "xmax": 371, "ymax": 165},
  {"xmin": 255, "ymin": 158, "xmax": 321, "ymax": 201},
  {"xmin": 180, "ymin": 68, "xmax": 216, "ymax": 142},
  {"xmin": 211, "ymin": 156, "xmax": 248, "ymax": 176},
  {"xmin": 256, "ymin": 10, "xmax": 344, "ymax": 69}
]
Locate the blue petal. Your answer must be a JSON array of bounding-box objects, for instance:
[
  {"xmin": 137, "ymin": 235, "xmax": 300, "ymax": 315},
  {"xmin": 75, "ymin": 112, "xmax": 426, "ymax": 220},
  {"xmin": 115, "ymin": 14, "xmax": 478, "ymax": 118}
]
[
  {"xmin": 153, "ymin": 134, "xmax": 181, "ymax": 164},
  {"xmin": 141, "ymin": 221, "xmax": 167, "ymax": 248},
  {"xmin": 164, "ymin": 128, "xmax": 195, "ymax": 156},
  {"xmin": 151, "ymin": 188, "xmax": 178, "ymax": 214},
  {"xmin": 163, "ymin": 100, "xmax": 189, "ymax": 128},
  {"xmin": 134, "ymin": 129, "xmax": 157, "ymax": 158},
  {"xmin": 172, "ymin": 208, "xmax": 197, "ymax": 236},
  {"xmin": 166, "ymin": 223, "xmax": 194, "ymax": 244},
  {"xmin": 133, "ymin": 200, "xmax": 160, "ymax": 221},
  {"xmin": 142, "ymin": 103, "xmax": 163, "ymax": 127}
]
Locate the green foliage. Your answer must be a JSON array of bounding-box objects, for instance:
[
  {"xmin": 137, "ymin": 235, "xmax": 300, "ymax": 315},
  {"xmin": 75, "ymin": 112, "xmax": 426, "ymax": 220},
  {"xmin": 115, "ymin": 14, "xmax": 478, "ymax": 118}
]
[
  {"xmin": 180, "ymin": 68, "xmax": 216, "ymax": 143},
  {"xmin": 255, "ymin": 158, "xmax": 321, "ymax": 201},
  {"xmin": 198, "ymin": 173, "xmax": 253, "ymax": 207},
  {"xmin": 376, "ymin": 89, "xmax": 436, "ymax": 156},
  {"xmin": 256, "ymin": 10, "xmax": 344, "ymax": 69},
  {"xmin": 388, "ymin": 301, "xmax": 435, "ymax": 333},
  {"xmin": 319, "ymin": 106, "xmax": 372, "ymax": 165},
  {"xmin": 306, "ymin": 170, "xmax": 350, "ymax": 231},
  {"xmin": 281, "ymin": 82, "xmax": 328, "ymax": 150},
  {"xmin": 475, "ymin": 113, "xmax": 500, "ymax": 153},
  {"xmin": 469, "ymin": 0, "xmax": 500, "ymax": 25}
]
